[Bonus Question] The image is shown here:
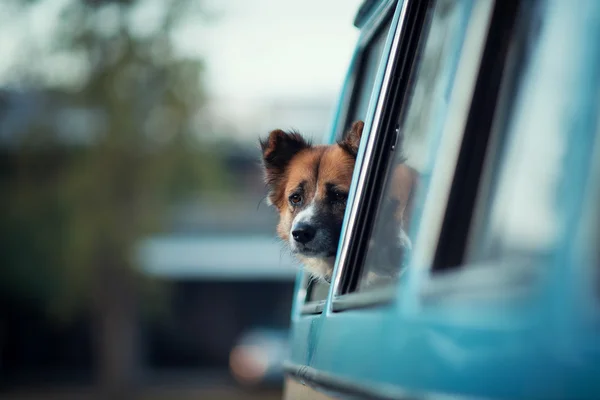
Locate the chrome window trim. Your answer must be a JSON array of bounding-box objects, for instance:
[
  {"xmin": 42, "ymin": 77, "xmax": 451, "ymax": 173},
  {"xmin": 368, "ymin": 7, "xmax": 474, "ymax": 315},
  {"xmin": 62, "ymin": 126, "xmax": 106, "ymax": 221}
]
[
  {"xmin": 330, "ymin": 0, "xmax": 411, "ymax": 300},
  {"xmin": 300, "ymin": 1, "xmax": 399, "ymax": 314}
]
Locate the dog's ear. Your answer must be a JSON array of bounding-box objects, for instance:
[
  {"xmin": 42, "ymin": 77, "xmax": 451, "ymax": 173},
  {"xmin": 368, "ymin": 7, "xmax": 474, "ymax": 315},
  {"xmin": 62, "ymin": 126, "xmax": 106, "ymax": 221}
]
[
  {"xmin": 260, "ymin": 129, "xmax": 311, "ymax": 206},
  {"xmin": 338, "ymin": 120, "xmax": 364, "ymax": 157}
]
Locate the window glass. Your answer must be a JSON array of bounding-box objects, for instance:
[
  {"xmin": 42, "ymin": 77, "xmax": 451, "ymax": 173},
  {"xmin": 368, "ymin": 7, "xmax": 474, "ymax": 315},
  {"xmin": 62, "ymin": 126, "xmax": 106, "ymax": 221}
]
[
  {"xmin": 306, "ymin": 16, "xmax": 392, "ymax": 303},
  {"xmin": 306, "ymin": 279, "xmax": 330, "ymax": 303},
  {"xmin": 342, "ymin": 18, "xmax": 392, "ymax": 137},
  {"xmin": 356, "ymin": 0, "xmax": 471, "ymax": 291},
  {"xmin": 467, "ymin": 0, "xmax": 584, "ymax": 264}
]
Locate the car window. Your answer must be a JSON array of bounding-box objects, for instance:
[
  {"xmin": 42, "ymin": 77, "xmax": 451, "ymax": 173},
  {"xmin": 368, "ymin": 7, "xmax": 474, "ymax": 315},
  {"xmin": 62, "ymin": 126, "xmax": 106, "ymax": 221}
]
[
  {"xmin": 344, "ymin": 20, "xmax": 391, "ymax": 135},
  {"xmin": 305, "ymin": 15, "xmax": 393, "ymax": 304},
  {"xmin": 354, "ymin": 0, "xmax": 475, "ymax": 291},
  {"xmin": 466, "ymin": 0, "xmax": 573, "ymax": 264}
]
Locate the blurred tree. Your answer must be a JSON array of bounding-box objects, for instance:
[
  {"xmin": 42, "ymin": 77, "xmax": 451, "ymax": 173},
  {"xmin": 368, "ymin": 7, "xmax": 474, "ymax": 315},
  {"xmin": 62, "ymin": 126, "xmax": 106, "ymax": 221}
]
[{"xmin": 0, "ymin": 0, "xmax": 227, "ymax": 396}]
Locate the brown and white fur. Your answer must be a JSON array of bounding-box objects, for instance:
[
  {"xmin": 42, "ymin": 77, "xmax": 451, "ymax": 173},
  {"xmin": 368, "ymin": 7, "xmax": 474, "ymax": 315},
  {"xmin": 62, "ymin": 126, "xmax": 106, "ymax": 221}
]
[{"xmin": 260, "ymin": 120, "xmax": 417, "ymax": 283}]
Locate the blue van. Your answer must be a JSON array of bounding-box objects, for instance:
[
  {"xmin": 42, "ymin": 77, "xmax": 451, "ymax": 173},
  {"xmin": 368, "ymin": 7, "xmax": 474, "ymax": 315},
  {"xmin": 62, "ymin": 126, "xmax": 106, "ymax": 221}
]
[{"xmin": 283, "ymin": 0, "xmax": 600, "ymax": 399}]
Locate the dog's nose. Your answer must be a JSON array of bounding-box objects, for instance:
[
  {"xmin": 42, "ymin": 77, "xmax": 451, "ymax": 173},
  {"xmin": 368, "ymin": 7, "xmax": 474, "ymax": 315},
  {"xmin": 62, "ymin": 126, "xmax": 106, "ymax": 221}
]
[{"xmin": 292, "ymin": 224, "xmax": 316, "ymax": 244}]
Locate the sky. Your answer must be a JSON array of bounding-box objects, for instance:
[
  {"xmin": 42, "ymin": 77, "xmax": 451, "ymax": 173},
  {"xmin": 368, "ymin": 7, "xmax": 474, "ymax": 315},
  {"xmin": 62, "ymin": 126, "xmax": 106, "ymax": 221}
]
[
  {"xmin": 0, "ymin": 0, "xmax": 364, "ymax": 142},
  {"xmin": 0, "ymin": 0, "xmax": 363, "ymax": 102},
  {"xmin": 173, "ymin": 0, "xmax": 364, "ymax": 140},
  {"xmin": 177, "ymin": 0, "xmax": 363, "ymax": 100}
]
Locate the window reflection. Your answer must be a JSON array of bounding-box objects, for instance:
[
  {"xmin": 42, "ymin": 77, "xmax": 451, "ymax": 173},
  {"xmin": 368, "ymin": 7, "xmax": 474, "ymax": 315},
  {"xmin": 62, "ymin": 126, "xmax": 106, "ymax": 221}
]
[
  {"xmin": 468, "ymin": 1, "xmax": 572, "ymax": 263},
  {"xmin": 345, "ymin": 21, "xmax": 390, "ymax": 134},
  {"xmin": 357, "ymin": 0, "xmax": 466, "ymax": 291}
]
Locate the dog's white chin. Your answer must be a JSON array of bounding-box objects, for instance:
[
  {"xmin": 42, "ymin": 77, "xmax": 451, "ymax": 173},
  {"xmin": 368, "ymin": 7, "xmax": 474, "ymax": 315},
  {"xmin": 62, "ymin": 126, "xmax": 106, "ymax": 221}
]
[{"xmin": 295, "ymin": 254, "xmax": 335, "ymax": 282}]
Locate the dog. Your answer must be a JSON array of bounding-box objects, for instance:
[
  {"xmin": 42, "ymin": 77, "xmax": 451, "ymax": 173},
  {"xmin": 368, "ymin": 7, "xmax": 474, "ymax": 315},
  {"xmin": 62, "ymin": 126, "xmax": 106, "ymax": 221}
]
[{"xmin": 260, "ymin": 120, "xmax": 417, "ymax": 284}]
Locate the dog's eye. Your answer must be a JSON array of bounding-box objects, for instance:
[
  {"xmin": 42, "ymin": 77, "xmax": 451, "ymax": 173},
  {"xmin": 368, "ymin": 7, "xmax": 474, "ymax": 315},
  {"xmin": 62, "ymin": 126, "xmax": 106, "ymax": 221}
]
[
  {"xmin": 332, "ymin": 191, "xmax": 347, "ymax": 202},
  {"xmin": 289, "ymin": 193, "xmax": 303, "ymax": 205}
]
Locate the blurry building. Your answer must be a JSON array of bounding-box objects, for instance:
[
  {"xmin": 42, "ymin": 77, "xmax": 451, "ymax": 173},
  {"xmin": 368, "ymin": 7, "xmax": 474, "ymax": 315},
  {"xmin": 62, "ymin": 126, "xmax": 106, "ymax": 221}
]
[{"xmin": 0, "ymin": 88, "xmax": 328, "ymax": 388}]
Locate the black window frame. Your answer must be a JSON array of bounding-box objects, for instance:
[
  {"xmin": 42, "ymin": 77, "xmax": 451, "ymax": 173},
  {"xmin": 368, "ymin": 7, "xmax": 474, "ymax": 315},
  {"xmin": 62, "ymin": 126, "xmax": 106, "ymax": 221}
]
[
  {"xmin": 300, "ymin": 0, "xmax": 399, "ymax": 315},
  {"xmin": 330, "ymin": 0, "xmax": 432, "ymax": 310}
]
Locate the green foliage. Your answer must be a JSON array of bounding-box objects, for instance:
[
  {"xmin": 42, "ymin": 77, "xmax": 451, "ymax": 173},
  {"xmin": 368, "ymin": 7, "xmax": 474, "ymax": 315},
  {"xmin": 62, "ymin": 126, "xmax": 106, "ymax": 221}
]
[{"xmin": 0, "ymin": 0, "xmax": 226, "ymax": 319}]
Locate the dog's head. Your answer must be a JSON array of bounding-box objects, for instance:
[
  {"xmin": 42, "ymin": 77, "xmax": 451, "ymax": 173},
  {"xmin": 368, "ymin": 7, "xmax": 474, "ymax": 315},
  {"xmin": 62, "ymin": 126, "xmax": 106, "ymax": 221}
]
[{"xmin": 260, "ymin": 121, "xmax": 364, "ymax": 280}]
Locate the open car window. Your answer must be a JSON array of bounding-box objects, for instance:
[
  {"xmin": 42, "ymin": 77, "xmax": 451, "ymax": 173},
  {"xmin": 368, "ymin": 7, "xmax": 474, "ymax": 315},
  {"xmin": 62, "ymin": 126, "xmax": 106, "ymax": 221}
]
[
  {"xmin": 304, "ymin": 11, "xmax": 394, "ymax": 306},
  {"xmin": 354, "ymin": 0, "xmax": 473, "ymax": 292}
]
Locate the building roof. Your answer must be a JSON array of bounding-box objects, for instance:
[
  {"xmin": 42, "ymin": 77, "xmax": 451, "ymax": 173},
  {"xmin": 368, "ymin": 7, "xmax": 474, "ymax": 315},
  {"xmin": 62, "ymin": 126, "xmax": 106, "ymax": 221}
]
[{"xmin": 137, "ymin": 235, "xmax": 299, "ymax": 281}]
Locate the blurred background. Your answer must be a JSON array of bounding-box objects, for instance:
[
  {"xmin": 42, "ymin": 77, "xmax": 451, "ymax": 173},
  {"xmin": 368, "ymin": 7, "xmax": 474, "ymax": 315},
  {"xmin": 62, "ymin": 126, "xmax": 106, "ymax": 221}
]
[{"xmin": 0, "ymin": 0, "xmax": 361, "ymax": 398}]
